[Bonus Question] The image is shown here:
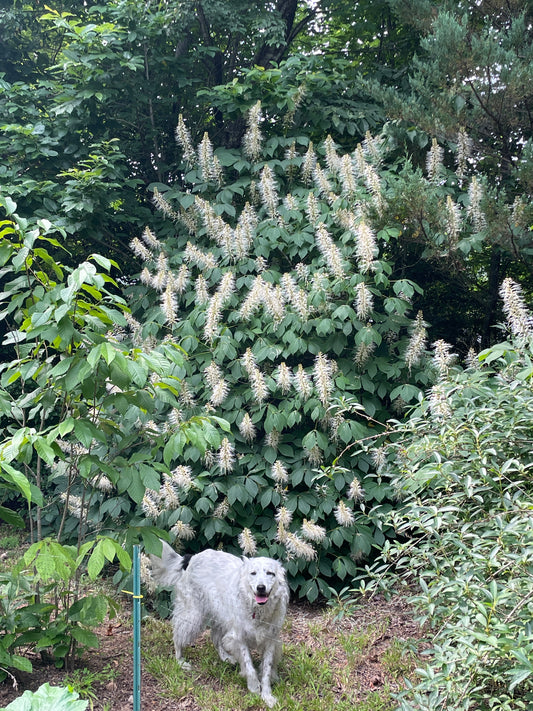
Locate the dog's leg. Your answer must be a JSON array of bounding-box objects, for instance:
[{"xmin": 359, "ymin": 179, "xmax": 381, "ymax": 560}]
[
  {"xmin": 241, "ymin": 648, "xmax": 261, "ymax": 696},
  {"xmin": 211, "ymin": 626, "xmax": 237, "ymax": 664},
  {"xmin": 172, "ymin": 601, "xmax": 204, "ymax": 669},
  {"xmin": 259, "ymin": 640, "xmax": 282, "ymax": 708},
  {"xmin": 222, "ymin": 633, "xmax": 261, "ymax": 695}
]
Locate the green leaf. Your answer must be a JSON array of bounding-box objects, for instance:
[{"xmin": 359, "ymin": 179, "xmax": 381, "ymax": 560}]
[
  {"xmin": 0, "ymin": 462, "xmax": 33, "ymax": 503},
  {"xmin": 70, "ymin": 626, "xmax": 100, "ymax": 649},
  {"xmin": 0, "ymin": 505, "xmax": 25, "ymax": 528},
  {"xmin": 69, "ymin": 595, "xmax": 108, "ymax": 626},
  {"xmin": 34, "ymin": 437, "xmax": 56, "ymax": 465},
  {"xmin": 1, "ymin": 196, "xmax": 17, "ymax": 216},
  {"xmin": 73, "ymin": 419, "xmax": 106, "ymax": 448},
  {"xmin": 87, "ymin": 541, "xmax": 106, "ymax": 580},
  {"xmin": 164, "ymin": 430, "xmax": 187, "ymax": 466}
]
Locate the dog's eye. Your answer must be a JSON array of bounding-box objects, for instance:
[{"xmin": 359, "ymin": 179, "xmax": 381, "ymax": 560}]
[
  {"xmin": 250, "ymin": 571, "xmax": 257, "ymax": 576},
  {"xmin": 267, "ymin": 571, "xmax": 275, "ymax": 577}
]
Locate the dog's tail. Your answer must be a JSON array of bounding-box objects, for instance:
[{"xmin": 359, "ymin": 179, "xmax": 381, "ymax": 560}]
[{"xmin": 149, "ymin": 540, "xmax": 189, "ymax": 587}]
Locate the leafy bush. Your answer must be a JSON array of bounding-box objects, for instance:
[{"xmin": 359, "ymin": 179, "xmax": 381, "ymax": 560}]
[
  {"xmin": 0, "ymin": 201, "xmax": 228, "ymax": 677},
  {"xmin": 1, "ymin": 683, "xmax": 88, "ymax": 711},
  {"xmin": 360, "ymin": 281, "xmax": 533, "ymax": 709},
  {"xmin": 0, "ymin": 200, "xmax": 226, "ymax": 547},
  {"xmin": 127, "ymin": 106, "xmax": 489, "ymax": 599},
  {"xmin": 0, "ymin": 536, "xmax": 130, "ymax": 678}
]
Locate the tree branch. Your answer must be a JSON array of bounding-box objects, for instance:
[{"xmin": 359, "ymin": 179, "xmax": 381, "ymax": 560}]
[{"xmin": 253, "ymin": 1, "xmax": 316, "ymax": 68}]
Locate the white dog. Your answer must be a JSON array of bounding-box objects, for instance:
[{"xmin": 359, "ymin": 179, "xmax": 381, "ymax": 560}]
[{"xmin": 149, "ymin": 542, "xmax": 289, "ymax": 707}]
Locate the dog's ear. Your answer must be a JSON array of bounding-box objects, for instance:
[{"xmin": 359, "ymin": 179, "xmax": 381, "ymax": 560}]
[{"xmin": 149, "ymin": 540, "xmax": 182, "ymax": 587}]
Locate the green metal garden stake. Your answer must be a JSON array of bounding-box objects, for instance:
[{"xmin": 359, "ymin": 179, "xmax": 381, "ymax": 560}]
[{"xmin": 133, "ymin": 544, "xmax": 141, "ymax": 711}]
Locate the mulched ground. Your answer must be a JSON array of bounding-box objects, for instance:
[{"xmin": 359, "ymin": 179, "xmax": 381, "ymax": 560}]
[{"xmin": 0, "ymin": 594, "xmax": 422, "ymax": 711}]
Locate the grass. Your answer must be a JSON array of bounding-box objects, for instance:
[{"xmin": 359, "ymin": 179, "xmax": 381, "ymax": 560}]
[
  {"xmin": 140, "ymin": 603, "xmax": 418, "ymax": 711},
  {"xmin": 381, "ymin": 639, "xmax": 418, "ymax": 679},
  {"xmin": 338, "ymin": 618, "xmax": 390, "ymax": 666},
  {"xmin": 0, "ymin": 523, "xmax": 421, "ymax": 710},
  {"xmin": 64, "ymin": 665, "xmax": 118, "ymax": 704}
]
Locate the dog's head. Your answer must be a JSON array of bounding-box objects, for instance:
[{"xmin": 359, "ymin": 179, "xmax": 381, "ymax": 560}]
[{"xmin": 243, "ymin": 556, "xmax": 287, "ymax": 606}]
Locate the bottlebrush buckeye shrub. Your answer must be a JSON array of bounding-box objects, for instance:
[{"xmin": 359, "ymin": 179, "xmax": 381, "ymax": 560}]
[{"xmin": 125, "ymin": 105, "xmax": 468, "ymax": 600}]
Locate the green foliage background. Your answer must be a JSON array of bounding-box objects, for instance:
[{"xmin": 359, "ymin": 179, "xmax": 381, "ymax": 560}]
[{"xmin": 0, "ymin": 1, "xmax": 533, "ymax": 705}]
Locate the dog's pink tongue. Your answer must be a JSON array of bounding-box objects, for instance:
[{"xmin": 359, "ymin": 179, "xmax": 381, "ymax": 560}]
[{"xmin": 255, "ymin": 594, "xmax": 269, "ymax": 604}]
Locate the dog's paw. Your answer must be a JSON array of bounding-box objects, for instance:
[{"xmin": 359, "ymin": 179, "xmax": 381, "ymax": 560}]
[
  {"xmin": 218, "ymin": 650, "xmax": 236, "ymax": 664},
  {"xmin": 261, "ymin": 692, "xmax": 277, "ymax": 708},
  {"xmin": 176, "ymin": 658, "xmax": 192, "ymax": 671},
  {"xmin": 246, "ymin": 678, "xmax": 261, "ymax": 694}
]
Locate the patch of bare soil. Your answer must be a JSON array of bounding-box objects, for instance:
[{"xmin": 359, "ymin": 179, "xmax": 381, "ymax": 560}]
[{"xmin": 0, "ymin": 595, "xmax": 423, "ymax": 710}]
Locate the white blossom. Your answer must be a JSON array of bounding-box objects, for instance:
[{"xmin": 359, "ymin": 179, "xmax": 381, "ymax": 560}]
[
  {"xmin": 243, "ymin": 101, "xmax": 263, "ymax": 162},
  {"xmin": 301, "ymin": 519, "xmax": 326, "ymax": 543},
  {"xmin": 335, "ymin": 500, "xmax": 355, "ymax": 527},
  {"xmin": 293, "ymin": 364, "xmax": 313, "ymax": 400},
  {"xmin": 171, "ymin": 465, "xmax": 193, "ymax": 490},
  {"xmin": 271, "ymin": 460, "xmax": 289, "ymax": 484},
  {"xmin": 313, "ymin": 352, "xmax": 335, "ymax": 407},
  {"xmin": 238, "ymin": 412, "xmax": 256, "ymax": 443},
  {"xmin": 171, "ymin": 520, "xmax": 195, "ymax": 540},
  {"xmin": 175, "ymin": 114, "xmax": 197, "ymax": 165},
  {"xmin": 238, "ymin": 528, "xmax": 257, "ymax": 556},
  {"xmin": 315, "ymin": 223, "xmax": 345, "ymax": 279},
  {"xmin": 355, "ymin": 282, "xmax": 373, "ymax": 320},
  {"xmin": 218, "ymin": 437, "xmax": 235, "ymax": 473},
  {"xmin": 285, "ymin": 532, "xmax": 316, "ymax": 561},
  {"xmin": 426, "ymin": 137, "xmax": 444, "ymax": 183},
  {"xmin": 499, "ymin": 278, "xmax": 532, "ymax": 338}
]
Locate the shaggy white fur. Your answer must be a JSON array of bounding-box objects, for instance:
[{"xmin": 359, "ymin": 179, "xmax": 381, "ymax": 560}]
[{"xmin": 149, "ymin": 542, "xmax": 289, "ymax": 708}]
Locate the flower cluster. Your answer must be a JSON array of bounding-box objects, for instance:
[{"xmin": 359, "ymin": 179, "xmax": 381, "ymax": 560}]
[
  {"xmin": 405, "ymin": 311, "xmax": 428, "ymax": 372},
  {"xmin": 500, "ymin": 278, "xmax": 532, "ymax": 338},
  {"xmin": 467, "ymin": 176, "xmax": 486, "ymax": 232},
  {"xmin": 432, "ymin": 339, "xmax": 456, "ymax": 377},
  {"xmin": 315, "ymin": 223, "xmax": 345, "ymax": 279},
  {"xmin": 238, "ymin": 527, "xmax": 257, "ymax": 556},
  {"xmin": 426, "ymin": 137, "xmax": 444, "ymax": 183},
  {"xmin": 243, "ymin": 101, "xmax": 263, "ymax": 162},
  {"xmin": 355, "ymin": 282, "xmax": 373, "ymax": 320},
  {"xmin": 241, "ymin": 348, "xmax": 268, "ymax": 404},
  {"xmin": 455, "ymin": 126, "xmax": 472, "ymax": 182},
  {"xmin": 270, "ymin": 460, "xmax": 289, "ymax": 485},
  {"xmin": 355, "ymin": 219, "xmax": 377, "ymax": 273},
  {"xmin": 183, "ymin": 242, "xmax": 218, "ymax": 271},
  {"xmin": 198, "ymin": 132, "xmax": 223, "ymax": 184},
  {"xmin": 217, "ymin": 437, "xmax": 235, "ymax": 474},
  {"xmin": 313, "ymin": 352, "xmax": 336, "ymax": 407},
  {"xmin": 204, "ymin": 361, "xmax": 229, "ymax": 407},
  {"xmin": 259, "ymin": 164, "xmax": 279, "ymax": 219},
  {"xmin": 238, "ymin": 412, "xmax": 256, "ymax": 443},
  {"xmin": 175, "ymin": 114, "xmax": 197, "ymax": 166},
  {"xmin": 445, "ymin": 195, "xmax": 461, "ymax": 246}
]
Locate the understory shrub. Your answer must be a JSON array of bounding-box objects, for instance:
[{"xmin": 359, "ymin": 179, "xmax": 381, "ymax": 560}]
[
  {"xmin": 125, "ymin": 105, "xmax": 489, "ymax": 598},
  {"xmin": 1, "ymin": 107, "xmax": 494, "ymax": 600},
  {"xmin": 0, "ymin": 536, "xmax": 130, "ymax": 678},
  {"xmin": 361, "ymin": 280, "xmax": 533, "ymax": 710},
  {"xmin": 0, "ymin": 203, "xmax": 226, "ymax": 677}
]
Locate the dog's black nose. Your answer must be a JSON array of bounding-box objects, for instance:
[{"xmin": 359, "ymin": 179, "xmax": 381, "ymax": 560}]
[{"xmin": 256, "ymin": 584, "xmax": 267, "ymax": 594}]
